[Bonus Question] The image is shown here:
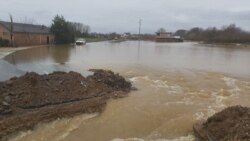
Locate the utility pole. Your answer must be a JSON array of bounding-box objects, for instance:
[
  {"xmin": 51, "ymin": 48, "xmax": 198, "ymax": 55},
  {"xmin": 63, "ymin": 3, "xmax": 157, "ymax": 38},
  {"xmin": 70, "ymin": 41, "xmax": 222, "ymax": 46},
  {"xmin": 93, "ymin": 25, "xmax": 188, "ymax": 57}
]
[
  {"xmin": 9, "ymin": 14, "xmax": 13, "ymax": 47},
  {"xmin": 138, "ymin": 19, "xmax": 142, "ymax": 41}
]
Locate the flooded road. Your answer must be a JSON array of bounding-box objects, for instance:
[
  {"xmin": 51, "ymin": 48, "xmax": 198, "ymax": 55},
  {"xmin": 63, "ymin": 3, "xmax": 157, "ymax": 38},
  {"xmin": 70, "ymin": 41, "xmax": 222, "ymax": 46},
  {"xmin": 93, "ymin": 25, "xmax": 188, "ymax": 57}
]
[{"xmin": 1, "ymin": 41, "xmax": 250, "ymax": 141}]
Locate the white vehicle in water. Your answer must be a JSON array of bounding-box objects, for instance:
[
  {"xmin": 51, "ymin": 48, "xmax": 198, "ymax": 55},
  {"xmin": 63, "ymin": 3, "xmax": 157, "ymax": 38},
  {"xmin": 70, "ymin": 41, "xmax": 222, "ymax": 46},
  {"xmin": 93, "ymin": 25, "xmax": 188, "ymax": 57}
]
[{"xmin": 75, "ymin": 38, "xmax": 86, "ymax": 45}]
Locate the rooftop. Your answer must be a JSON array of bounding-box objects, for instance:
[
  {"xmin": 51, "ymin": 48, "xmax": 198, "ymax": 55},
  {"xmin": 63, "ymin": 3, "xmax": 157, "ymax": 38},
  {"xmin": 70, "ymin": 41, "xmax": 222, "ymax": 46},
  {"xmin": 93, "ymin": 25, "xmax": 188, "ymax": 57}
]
[{"xmin": 0, "ymin": 21, "xmax": 51, "ymax": 34}]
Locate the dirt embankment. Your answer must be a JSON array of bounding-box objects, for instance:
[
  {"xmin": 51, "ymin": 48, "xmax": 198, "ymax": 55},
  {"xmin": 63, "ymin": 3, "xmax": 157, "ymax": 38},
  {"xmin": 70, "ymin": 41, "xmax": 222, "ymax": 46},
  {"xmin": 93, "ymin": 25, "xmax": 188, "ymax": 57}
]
[
  {"xmin": 0, "ymin": 69, "xmax": 133, "ymax": 141},
  {"xmin": 194, "ymin": 106, "xmax": 250, "ymax": 141}
]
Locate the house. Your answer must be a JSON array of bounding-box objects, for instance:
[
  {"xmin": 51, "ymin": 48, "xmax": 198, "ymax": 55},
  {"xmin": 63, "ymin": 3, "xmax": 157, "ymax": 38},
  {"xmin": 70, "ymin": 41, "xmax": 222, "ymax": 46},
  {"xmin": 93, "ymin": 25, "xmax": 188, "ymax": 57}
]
[
  {"xmin": 155, "ymin": 32, "xmax": 183, "ymax": 42},
  {"xmin": 156, "ymin": 32, "xmax": 172, "ymax": 38},
  {"xmin": 0, "ymin": 21, "xmax": 54, "ymax": 46}
]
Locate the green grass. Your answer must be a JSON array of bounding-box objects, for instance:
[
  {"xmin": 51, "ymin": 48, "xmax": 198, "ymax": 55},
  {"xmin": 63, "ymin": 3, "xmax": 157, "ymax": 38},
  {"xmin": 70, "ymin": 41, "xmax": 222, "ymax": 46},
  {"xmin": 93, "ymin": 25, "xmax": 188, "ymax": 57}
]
[{"xmin": 85, "ymin": 38, "xmax": 108, "ymax": 43}]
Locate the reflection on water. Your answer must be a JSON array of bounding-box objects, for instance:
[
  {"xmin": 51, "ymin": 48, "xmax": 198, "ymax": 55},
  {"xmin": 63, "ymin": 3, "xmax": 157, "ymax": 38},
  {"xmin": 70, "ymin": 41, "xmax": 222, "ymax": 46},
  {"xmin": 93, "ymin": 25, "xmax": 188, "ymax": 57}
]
[
  {"xmin": 5, "ymin": 46, "xmax": 51, "ymax": 65},
  {"xmin": 137, "ymin": 41, "xmax": 141, "ymax": 62},
  {"xmin": 4, "ymin": 45, "xmax": 72, "ymax": 65},
  {"xmin": 3, "ymin": 41, "xmax": 250, "ymax": 78},
  {"xmin": 1, "ymin": 41, "xmax": 250, "ymax": 141},
  {"xmin": 49, "ymin": 45, "xmax": 71, "ymax": 64},
  {"xmin": 0, "ymin": 60, "xmax": 24, "ymax": 80}
]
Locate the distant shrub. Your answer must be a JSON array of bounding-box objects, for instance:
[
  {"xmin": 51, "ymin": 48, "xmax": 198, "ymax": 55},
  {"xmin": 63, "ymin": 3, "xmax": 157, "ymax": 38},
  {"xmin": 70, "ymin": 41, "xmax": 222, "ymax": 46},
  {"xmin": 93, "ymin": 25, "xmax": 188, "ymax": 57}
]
[{"xmin": 0, "ymin": 38, "xmax": 10, "ymax": 47}]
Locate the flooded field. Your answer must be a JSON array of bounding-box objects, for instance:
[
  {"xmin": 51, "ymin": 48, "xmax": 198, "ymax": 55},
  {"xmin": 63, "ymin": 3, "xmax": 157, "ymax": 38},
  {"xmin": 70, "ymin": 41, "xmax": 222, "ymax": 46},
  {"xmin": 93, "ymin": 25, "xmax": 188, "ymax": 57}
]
[{"xmin": 1, "ymin": 41, "xmax": 250, "ymax": 141}]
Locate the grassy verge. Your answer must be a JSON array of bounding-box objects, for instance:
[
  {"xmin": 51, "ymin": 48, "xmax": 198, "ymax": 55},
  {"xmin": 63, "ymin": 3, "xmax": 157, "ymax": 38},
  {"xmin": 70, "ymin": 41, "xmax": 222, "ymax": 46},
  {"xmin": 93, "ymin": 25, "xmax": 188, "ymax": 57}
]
[{"xmin": 85, "ymin": 38, "xmax": 109, "ymax": 43}]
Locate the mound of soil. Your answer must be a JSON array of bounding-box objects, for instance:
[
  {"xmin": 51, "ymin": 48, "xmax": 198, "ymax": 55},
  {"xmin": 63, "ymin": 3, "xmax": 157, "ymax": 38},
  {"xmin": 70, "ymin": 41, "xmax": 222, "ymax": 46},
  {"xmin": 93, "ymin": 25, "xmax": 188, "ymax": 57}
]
[
  {"xmin": 88, "ymin": 69, "xmax": 132, "ymax": 92},
  {"xmin": 194, "ymin": 106, "xmax": 250, "ymax": 141},
  {"xmin": 0, "ymin": 70, "xmax": 132, "ymax": 140}
]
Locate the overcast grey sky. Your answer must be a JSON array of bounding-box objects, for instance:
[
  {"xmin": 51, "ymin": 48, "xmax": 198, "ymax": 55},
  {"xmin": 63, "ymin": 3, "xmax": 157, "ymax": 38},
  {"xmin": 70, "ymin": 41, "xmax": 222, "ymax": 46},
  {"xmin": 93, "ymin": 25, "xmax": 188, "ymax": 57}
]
[{"xmin": 0, "ymin": 0, "xmax": 250, "ymax": 33}]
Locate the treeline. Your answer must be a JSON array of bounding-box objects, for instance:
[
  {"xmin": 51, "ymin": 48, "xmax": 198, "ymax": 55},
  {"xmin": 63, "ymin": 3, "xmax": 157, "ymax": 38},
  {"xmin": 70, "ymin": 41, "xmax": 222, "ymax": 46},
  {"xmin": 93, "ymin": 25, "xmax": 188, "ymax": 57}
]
[
  {"xmin": 50, "ymin": 15, "xmax": 90, "ymax": 44},
  {"xmin": 175, "ymin": 24, "xmax": 250, "ymax": 43}
]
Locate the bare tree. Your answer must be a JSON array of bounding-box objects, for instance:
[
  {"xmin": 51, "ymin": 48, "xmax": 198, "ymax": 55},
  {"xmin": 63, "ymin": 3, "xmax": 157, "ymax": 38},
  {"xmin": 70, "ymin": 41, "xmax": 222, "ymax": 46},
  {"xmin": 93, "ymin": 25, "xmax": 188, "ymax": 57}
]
[
  {"xmin": 83, "ymin": 25, "xmax": 90, "ymax": 35},
  {"xmin": 22, "ymin": 17, "xmax": 36, "ymax": 24},
  {"xmin": 68, "ymin": 22, "xmax": 91, "ymax": 37},
  {"xmin": 157, "ymin": 28, "xmax": 166, "ymax": 33},
  {"xmin": 182, "ymin": 24, "xmax": 250, "ymax": 43}
]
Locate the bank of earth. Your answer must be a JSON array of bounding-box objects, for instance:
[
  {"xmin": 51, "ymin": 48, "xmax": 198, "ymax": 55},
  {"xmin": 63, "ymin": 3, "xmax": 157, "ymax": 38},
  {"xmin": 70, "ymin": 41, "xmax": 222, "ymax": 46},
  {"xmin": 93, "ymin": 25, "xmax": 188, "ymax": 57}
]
[{"xmin": 0, "ymin": 69, "xmax": 133, "ymax": 141}]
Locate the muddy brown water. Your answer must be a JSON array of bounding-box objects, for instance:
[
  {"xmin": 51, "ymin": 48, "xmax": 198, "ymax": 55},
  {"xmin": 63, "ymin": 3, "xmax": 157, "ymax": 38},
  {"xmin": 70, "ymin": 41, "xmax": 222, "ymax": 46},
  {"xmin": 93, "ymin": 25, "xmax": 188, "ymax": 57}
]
[{"xmin": 1, "ymin": 41, "xmax": 250, "ymax": 141}]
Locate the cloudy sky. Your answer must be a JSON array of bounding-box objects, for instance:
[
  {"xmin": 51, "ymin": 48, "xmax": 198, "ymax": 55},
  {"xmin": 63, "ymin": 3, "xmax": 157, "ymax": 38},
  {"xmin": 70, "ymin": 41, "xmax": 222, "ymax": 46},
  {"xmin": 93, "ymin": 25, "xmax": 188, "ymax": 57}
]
[{"xmin": 0, "ymin": 0, "xmax": 250, "ymax": 33}]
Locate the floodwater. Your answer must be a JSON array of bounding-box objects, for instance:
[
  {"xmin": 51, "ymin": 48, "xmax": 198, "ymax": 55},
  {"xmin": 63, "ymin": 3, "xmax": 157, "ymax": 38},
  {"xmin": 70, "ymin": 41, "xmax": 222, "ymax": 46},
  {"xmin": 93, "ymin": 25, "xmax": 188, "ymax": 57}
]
[{"xmin": 1, "ymin": 41, "xmax": 250, "ymax": 141}]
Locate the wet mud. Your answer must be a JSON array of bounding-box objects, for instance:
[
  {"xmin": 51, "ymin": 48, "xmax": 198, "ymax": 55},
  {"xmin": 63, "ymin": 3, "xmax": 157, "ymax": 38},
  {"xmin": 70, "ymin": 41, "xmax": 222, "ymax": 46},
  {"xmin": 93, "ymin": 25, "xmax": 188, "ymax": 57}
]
[{"xmin": 0, "ymin": 69, "xmax": 132, "ymax": 141}]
